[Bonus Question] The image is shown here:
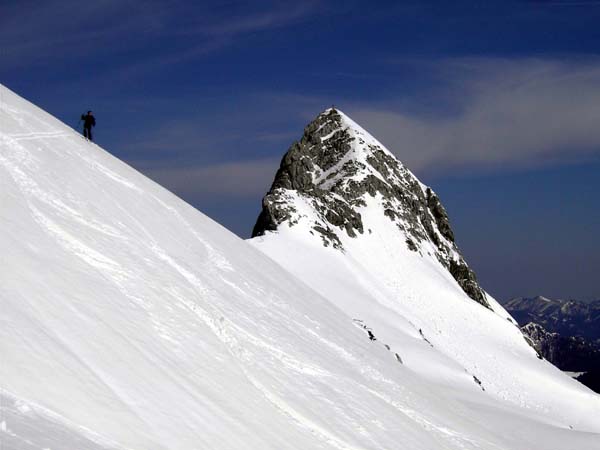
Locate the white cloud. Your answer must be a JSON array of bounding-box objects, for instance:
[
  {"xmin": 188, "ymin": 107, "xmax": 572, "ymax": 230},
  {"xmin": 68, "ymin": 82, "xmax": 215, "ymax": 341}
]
[
  {"xmin": 348, "ymin": 58, "xmax": 600, "ymax": 173},
  {"xmin": 117, "ymin": 58, "xmax": 600, "ymax": 201},
  {"xmin": 135, "ymin": 158, "xmax": 280, "ymax": 199}
]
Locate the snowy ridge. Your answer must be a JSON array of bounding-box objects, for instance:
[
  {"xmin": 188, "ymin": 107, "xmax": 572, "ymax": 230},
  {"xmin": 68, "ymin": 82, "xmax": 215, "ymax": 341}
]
[{"xmin": 1, "ymin": 84, "xmax": 600, "ymax": 449}]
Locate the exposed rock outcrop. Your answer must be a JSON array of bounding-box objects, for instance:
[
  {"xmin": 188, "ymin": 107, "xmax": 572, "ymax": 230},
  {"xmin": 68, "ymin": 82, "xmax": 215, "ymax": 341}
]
[
  {"xmin": 521, "ymin": 322, "xmax": 600, "ymax": 371},
  {"xmin": 520, "ymin": 321, "xmax": 600, "ymax": 393},
  {"xmin": 253, "ymin": 108, "xmax": 490, "ymax": 308}
]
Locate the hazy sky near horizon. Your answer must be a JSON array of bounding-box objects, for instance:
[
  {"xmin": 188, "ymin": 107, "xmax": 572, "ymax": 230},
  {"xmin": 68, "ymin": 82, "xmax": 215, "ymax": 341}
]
[{"xmin": 2, "ymin": 0, "xmax": 599, "ymax": 301}]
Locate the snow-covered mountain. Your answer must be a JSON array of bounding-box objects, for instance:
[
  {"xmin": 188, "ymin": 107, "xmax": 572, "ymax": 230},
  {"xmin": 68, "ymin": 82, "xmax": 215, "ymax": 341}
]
[
  {"xmin": 252, "ymin": 108, "xmax": 489, "ymax": 308},
  {"xmin": 1, "ymin": 85, "xmax": 599, "ymax": 450},
  {"xmin": 250, "ymin": 108, "xmax": 600, "ymax": 445}
]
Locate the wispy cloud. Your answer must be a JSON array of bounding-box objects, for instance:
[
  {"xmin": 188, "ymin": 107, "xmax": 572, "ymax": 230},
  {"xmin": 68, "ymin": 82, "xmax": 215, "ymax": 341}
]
[
  {"xmin": 196, "ymin": 2, "xmax": 318, "ymax": 37},
  {"xmin": 347, "ymin": 58, "xmax": 600, "ymax": 174},
  {"xmin": 119, "ymin": 58, "xmax": 600, "ymax": 200},
  {"xmin": 114, "ymin": 90, "xmax": 325, "ymax": 163},
  {"xmin": 116, "ymin": 91, "xmax": 325, "ymax": 201},
  {"xmin": 135, "ymin": 158, "xmax": 279, "ymax": 199},
  {"xmin": 0, "ymin": 0, "xmax": 158, "ymax": 67},
  {"xmin": 0, "ymin": 0, "xmax": 320, "ymax": 71}
]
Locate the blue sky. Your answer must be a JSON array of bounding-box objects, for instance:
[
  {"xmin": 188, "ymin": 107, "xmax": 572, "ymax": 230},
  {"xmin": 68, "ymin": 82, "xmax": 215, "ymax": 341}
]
[{"xmin": 2, "ymin": 0, "xmax": 600, "ymax": 301}]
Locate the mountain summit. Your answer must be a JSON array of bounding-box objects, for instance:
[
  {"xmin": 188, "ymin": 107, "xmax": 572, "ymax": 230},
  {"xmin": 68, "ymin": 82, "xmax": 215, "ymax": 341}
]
[{"xmin": 253, "ymin": 108, "xmax": 488, "ymax": 307}]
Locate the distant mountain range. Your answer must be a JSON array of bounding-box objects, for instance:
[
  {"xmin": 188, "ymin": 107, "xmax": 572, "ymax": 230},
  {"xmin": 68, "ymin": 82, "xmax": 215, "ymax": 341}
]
[
  {"xmin": 504, "ymin": 296, "xmax": 600, "ymax": 341},
  {"xmin": 504, "ymin": 296, "xmax": 600, "ymax": 393}
]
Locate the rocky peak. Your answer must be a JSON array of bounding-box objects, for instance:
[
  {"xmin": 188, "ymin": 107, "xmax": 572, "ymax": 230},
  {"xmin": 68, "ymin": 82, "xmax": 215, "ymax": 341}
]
[{"xmin": 253, "ymin": 108, "xmax": 490, "ymax": 309}]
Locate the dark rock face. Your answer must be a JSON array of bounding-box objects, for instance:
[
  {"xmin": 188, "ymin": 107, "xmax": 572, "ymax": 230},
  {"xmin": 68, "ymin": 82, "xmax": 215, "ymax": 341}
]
[
  {"xmin": 576, "ymin": 371, "xmax": 600, "ymax": 393},
  {"xmin": 253, "ymin": 108, "xmax": 490, "ymax": 309},
  {"xmin": 520, "ymin": 321, "xmax": 600, "ymax": 394},
  {"xmin": 521, "ymin": 323, "xmax": 600, "ymax": 372},
  {"xmin": 506, "ymin": 296, "xmax": 600, "ymax": 393}
]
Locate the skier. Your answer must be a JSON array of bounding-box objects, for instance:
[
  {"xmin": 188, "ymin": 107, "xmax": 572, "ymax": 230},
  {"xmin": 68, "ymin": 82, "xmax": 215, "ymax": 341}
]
[{"xmin": 81, "ymin": 111, "xmax": 96, "ymax": 141}]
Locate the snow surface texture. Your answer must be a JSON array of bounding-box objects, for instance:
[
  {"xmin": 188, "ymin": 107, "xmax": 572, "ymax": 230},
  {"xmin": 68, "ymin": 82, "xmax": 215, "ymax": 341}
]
[{"xmin": 0, "ymin": 84, "xmax": 598, "ymax": 450}]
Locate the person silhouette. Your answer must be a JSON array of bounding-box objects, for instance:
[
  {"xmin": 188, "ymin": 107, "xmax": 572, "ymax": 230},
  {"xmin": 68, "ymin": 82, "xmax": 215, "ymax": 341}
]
[{"xmin": 81, "ymin": 111, "xmax": 96, "ymax": 141}]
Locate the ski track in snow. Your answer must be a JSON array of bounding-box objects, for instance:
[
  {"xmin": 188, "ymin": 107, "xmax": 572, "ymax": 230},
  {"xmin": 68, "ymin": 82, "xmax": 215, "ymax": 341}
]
[
  {"xmin": 242, "ymin": 374, "xmax": 364, "ymax": 450},
  {"xmin": 150, "ymin": 195, "xmax": 234, "ymax": 272},
  {"xmin": 0, "ymin": 390, "xmax": 132, "ymax": 450},
  {"xmin": 7, "ymin": 131, "xmax": 71, "ymax": 141},
  {"xmin": 29, "ymin": 205, "xmax": 128, "ymax": 276},
  {"xmin": 79, "ymin": 156, "xmax": 143, "ymax": 193},
  {"xmin": 0, "ymin": 139, "xmax": 127, "ymax": 239}
]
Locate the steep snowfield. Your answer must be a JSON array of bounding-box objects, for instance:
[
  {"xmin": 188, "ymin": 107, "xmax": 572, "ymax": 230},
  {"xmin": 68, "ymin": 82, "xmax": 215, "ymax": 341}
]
[{"xmin": 0, "ymin": 84, "xmax": 598, "ymax": 450}]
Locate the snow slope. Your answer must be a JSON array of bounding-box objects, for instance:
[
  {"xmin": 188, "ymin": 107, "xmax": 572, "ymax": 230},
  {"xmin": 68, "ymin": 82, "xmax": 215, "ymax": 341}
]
[{"xmin": 1, "ymin": 84, "xmax": 599, "ymax": 450}]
